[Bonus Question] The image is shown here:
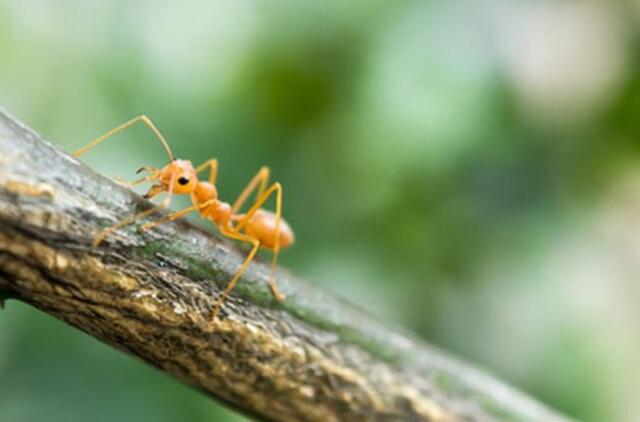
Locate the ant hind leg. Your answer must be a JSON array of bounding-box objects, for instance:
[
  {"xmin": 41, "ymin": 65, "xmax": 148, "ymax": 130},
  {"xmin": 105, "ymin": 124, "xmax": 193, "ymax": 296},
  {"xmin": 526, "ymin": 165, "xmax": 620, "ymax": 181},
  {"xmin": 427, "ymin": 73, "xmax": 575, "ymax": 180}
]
[
  {"xmin": 212, "ymin": 227, "xmax": 261, "ymax": 321},
  {"xmin": 234, "ymin": 182, "xmax": 285, "ymax": 302}
]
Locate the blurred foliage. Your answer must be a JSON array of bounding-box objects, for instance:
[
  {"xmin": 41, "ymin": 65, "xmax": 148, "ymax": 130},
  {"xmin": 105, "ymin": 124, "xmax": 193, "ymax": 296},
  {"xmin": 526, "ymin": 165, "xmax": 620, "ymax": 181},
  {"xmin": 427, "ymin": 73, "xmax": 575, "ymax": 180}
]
[{"xmin": 1, "ymin": 1, "xmax": 640, "ymax": 421}]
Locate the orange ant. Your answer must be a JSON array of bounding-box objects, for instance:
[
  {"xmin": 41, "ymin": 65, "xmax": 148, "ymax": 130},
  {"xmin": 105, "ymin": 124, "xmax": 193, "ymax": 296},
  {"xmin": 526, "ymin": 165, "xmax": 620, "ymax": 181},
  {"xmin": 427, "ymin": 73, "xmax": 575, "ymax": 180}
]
[{"xmin": 73, "ymin": 115, "xmax": 294, "ymax": 320}]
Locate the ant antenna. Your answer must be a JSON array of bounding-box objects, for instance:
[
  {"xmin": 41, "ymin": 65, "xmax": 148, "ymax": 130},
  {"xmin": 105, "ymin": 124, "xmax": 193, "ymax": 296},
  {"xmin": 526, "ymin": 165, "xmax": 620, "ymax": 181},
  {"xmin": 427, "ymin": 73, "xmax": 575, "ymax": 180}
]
[{"xmin": 73, "ymin": 115, "xmax": 175, "ymax": 161}]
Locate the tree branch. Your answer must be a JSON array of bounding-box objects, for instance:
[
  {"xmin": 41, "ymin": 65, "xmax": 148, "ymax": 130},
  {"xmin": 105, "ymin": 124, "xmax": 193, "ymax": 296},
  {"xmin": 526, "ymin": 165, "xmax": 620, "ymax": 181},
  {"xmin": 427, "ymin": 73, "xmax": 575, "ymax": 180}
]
[{"xmin": 0, "ymin": 108, "xmax": 570, "ymax": 422}]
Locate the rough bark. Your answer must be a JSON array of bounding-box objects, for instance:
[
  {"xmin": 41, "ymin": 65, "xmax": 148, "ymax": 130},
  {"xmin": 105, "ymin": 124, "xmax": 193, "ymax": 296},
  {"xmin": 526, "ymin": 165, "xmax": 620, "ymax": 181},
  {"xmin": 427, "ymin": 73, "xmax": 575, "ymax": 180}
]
[{"xmin": 0, "ymin": 108, "xmax": 570, "ymax": 422}]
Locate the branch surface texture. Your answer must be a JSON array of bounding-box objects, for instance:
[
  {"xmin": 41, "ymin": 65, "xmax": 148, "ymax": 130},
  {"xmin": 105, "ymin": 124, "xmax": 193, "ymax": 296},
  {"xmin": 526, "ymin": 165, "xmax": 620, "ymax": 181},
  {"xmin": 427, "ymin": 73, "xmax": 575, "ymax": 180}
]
[{"xmin": 0, "ymin": 109, "xmax": 570, "ymax": 422}]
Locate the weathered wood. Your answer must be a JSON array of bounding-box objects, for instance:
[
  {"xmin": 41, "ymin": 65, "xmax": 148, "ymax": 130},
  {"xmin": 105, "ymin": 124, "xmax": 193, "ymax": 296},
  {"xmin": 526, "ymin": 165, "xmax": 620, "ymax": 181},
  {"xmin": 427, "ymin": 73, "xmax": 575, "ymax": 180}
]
[{"xmin": 0, "ymin": 108, "xmax": 570, "ymax": 421}]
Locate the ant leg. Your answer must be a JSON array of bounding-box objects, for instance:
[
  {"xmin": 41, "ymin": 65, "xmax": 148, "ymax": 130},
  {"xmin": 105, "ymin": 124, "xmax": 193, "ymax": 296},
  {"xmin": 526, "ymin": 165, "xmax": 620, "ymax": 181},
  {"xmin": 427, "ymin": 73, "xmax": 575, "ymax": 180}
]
[
  {"xmin": 114, "ymin": 175, "xmax": 152, "ymax": 189},
  {"xmin": 139, "ymin": 199, "xmax": 217, "ymax": 232},
  {"xmin": 94, "ymin": 206, "xmax": 162, "ymax": 247},
  {"xmin": 212, "ymin": 227, "xmax": 261, "ymax": 321},
  {"xmin": 116, "ymin": 165, "xmax": 161, "ymax": 188},
  {"xmin": 194, "ymin": 159, "xmax": 219, "ymax": 185},
  {"xmin": 73, "ymin": 115, "xmax": 174, "ymax": 161},
  {"xmin": 139, "ymin": 205, "xmax": 199, "ymax": 233},
  {"xmin": 114, "ymin": 166, "xmax": 160, "ymax": 188},
  {"xmin": 234, "ymin": 182, "xmax": 285, "ymax": 302},
  {"xmin": 230, "ymin": 166, "xmax": 270, "ymax": 215},
  {"xmin": 93, "ymin": 172, "xmax": 177, "ymax": 247}
]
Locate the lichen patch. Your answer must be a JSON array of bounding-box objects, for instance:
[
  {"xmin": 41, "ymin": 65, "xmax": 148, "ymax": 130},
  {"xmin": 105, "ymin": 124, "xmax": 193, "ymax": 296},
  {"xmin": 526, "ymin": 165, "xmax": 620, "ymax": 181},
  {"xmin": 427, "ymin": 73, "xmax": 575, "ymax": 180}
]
[{"xmin": 3, "ymin": 180, "xmax": 54, "ymax": 199}]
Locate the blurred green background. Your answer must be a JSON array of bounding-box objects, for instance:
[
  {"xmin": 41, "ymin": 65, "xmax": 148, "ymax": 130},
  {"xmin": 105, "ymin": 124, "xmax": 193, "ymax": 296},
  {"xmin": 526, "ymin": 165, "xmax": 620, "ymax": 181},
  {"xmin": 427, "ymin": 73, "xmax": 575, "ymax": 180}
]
[{"xmin": 1, "ymin": 1, "xmax": 640, "ymax": 421}]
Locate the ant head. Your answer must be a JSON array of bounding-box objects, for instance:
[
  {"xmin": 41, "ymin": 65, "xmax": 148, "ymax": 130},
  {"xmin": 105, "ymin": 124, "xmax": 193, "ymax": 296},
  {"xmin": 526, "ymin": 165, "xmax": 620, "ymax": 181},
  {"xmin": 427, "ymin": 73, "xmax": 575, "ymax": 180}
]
[
  {"xmin": 168, "ymin": 159, "xmax": 198, "ymax": 194},
  {"xmin": 144, "ymin": 159, "xmax": 197, "ymax": 198}
]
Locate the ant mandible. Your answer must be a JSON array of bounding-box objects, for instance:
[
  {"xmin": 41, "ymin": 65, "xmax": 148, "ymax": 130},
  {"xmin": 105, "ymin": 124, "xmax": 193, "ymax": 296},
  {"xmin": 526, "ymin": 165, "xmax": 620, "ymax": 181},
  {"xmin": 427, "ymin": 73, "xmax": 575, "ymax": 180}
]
[{"xmin": 73, "ymin": 115, "xmax": 294, "ymax": 320}]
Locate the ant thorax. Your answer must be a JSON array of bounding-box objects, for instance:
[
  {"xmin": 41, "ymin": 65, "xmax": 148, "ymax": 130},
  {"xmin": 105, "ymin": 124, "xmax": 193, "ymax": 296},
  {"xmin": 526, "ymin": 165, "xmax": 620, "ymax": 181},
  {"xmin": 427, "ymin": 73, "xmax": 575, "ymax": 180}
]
[
  {"xmin": 193, "ymin": 181, "xmax": 218, "ymax": 202},
  {"xmin": 199, "ymin": 198, "xmax": 232, "ymax": 225}
]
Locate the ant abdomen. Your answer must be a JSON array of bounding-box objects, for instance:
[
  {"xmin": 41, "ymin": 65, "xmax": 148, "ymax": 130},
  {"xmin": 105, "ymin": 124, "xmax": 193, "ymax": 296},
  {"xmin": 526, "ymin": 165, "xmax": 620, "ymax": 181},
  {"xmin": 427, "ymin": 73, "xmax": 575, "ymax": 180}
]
[{"xmin": 244, "ymin": 209, "xmax": 294, "ymax": 250}]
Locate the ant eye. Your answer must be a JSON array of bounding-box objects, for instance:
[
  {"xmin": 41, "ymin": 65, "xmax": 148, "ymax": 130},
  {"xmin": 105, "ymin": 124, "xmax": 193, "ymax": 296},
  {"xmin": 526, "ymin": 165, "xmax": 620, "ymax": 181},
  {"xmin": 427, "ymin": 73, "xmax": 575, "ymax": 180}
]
[{"xmin": 178, "ymin": 177, "xmax": 190, "ymax": 186}]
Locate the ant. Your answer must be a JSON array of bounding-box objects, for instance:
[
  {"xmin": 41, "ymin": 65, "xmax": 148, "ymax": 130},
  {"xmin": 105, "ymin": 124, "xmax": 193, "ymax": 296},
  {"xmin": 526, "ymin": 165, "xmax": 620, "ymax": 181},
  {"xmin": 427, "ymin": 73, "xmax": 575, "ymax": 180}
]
[{"xmin": 73, "ymin": 115, "xmax": 294, "ymax": 320}]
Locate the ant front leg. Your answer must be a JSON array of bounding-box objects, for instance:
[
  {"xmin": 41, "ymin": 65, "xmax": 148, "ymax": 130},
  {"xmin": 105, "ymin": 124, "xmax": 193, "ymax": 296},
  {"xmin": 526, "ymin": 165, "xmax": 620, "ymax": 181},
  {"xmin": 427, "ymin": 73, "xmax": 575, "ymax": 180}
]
[
  {"xmin": 93, "ymin": 172, "xmax": 177, "ymax": 247},
  {"xmin": 115, "ymin": 166, "xmax": 161, "ymax": 188},
  {"xmin": 139, "ymin": 199, "xmax": 217, "ymax": 233},
  {"xmin": 114, "ymin": 173, "xmax": 156, "ymax": 189},
  {"xmin": 195, "ymin": 159, "xmax": 219, "ymax": 185}
]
